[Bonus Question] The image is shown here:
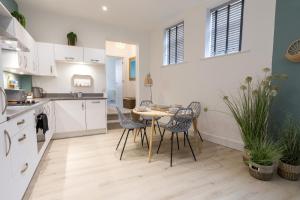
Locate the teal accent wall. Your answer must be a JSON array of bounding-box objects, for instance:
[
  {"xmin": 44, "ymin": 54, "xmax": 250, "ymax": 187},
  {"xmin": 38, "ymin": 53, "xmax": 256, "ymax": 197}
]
[
  {"xmin": 19, "ymin": 75, "xmax": 32, "ymax": 92},
  {"xmin": 271, "ymin": 0, "xmax": 300, "ymax": 134},
  {"xmin": 0, "ymin": 0, "xmax": 18, "ymax": 12}
]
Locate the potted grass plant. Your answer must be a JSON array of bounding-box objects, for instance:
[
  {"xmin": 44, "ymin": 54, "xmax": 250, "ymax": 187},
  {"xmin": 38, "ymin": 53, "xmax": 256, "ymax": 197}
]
[
  {"xmin": 278, "ymin": 118, "xmax": 300, "ymax": 181},
  {"xmin": 223, "ymin": 68, "xmax": 285, "ymax": 164},
  {"xmin": 67, "ymin": 32, "xmax": 77, "ymax": 46},
  {"xmin": 249, "ymin": 139, "xmax": 282, "ymax": 181}
]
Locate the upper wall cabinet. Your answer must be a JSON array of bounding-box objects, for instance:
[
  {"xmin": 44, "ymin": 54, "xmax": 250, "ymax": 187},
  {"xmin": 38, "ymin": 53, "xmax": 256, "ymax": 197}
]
[
  {"xmin": 54, "ymin": 44, "xmax": 84, "ymax": 63},
  {"xmin": 83, "ymin": 48, "xmax": 105, "ymax": 64},
  {"xmin": 36, "ymin": 42, "xmax": 57, "ymax": 76}
]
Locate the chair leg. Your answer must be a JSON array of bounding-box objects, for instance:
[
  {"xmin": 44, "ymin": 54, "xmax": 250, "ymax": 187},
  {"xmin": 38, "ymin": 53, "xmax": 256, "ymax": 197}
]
[
  {"xmin": 156, "ymin": 120, "xmax": 163, "ymax": 137},
  {"xmin": 116, "ymin": 129, "xmax": 126, "ymax": 150},
  {"xmin": 144, "ymin": 128, "xmax": 149, "ymax": 149},
  {"xmin": 156, "ymin": 129, "xmax": 165, "ymax": 154},
  {"xmin": 140, "ymin": 129, "xmax": 144, "ymax": 147},
  {"xmin": 197, "ymin": 130, "xmax": 204, "ymax": 142},
  {"xmin": 120, "ymin": 129, "xmax": 131, "ymax": 160},
  {"xmin": 184, "ymin": 134, "xmax": 186, "ymax": 147},
  {"xmin": 170, "ymin": 132, "xmax": 174, "ymax": 167},
  {"xmin": 185, "ymin": 131, "xmax": 197, "ymax": 161},
  {"xmin": 176, "ymin": 132, "xmax": 179, "ymax": 150}
]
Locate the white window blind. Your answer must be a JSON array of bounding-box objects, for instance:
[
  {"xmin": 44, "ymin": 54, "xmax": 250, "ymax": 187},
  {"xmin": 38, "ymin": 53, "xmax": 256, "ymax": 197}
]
[
  {"xmin": 210, "ymin": 0, "xmax": 244, "ymax": 57},
  {"xmin": 165, "ymin": 22, "xmax": 184, "ymax": 65}
]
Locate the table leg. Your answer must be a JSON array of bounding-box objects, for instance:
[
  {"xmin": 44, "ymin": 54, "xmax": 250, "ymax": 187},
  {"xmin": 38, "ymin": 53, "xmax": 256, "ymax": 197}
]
[{"xmin": 148, "ymin": 117, "xmax": 155, "ymax": 162}]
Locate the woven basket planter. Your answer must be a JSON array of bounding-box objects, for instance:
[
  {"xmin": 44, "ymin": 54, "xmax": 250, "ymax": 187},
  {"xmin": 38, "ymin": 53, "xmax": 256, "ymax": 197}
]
[
  {"xmin": 249, "ymin": 162, "xmax": 274, "ymax": 181},
  {"xmin": 278, "ymin": 160, "xmax": 300, "ymax": 181},
  {"xmin": 242, "ymin": 148, "xmax": 250, "ymax": 166}
]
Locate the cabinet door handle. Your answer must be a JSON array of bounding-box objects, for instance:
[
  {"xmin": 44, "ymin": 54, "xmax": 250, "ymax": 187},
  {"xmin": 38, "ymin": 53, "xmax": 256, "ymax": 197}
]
[
  {"xmin": 4, "ymin": 130, "xmax": 11, "ymax": 157},
  {"xmin": 20, "ymin": 163, "xmax": 29, "ymax": 174},
  {"xmin": 50, "ymin": 65, "xmax": 53, "ymax": 73},
  {"xmin": 18, "ymin": 134, "xmax": 27, "ymax": 142},
  {"xmin": 65, "ymin": 57, "xmax": 75, "ymax": 60},
  {"xmin": 91, "ymin": 101, "xmax": 100, "ymax": 104},
  {"xmin": 91, "ymin": 59, "xmax": 99, "ymax": 62},
  {"xmin": 17, "ymin": 119, "xmax": 25, "ymax": 126},
  {"xmin": 0, "ymin": 87, "xmax": 7, "ymax": 114},
  {"xmin": 82, "ymin": 102, "xmax": 85, "ymax": 110}
]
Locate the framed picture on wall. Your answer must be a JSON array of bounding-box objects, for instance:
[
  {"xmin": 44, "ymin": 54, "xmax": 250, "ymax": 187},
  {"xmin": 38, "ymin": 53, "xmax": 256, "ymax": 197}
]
[{"xmin": 129, "ymin": 57, "xmax": 136, "ymax": 81}]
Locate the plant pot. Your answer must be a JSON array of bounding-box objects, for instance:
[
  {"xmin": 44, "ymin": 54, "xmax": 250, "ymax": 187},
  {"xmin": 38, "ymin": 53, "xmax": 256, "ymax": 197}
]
[
  {"xmin": 68, "ymin": 39, "xmax": 76, "ymax": 46},
  {"xmin": 248, "ymin": 162, "xmax": 274, "ymax": 181},
  {"xmin": 278, "ymin": 160, "xmax": 300, "ymax": 181},
  {"xmin": 243, "ymin": 148, "xmax": 250, "ymax": 166}
]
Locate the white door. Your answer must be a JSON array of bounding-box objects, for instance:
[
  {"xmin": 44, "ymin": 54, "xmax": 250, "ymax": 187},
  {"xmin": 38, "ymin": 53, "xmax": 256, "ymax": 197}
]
[
  {"xmin": 55, "ymin": 100, "xmax": 86, "ymax": 134},
  {"xmin": 0, "ymin": 122, "xmax": 13, "ymax": 200},
  {"xmin": 36, "ymin": 42, "xmax": 56, "ymax": 76},
  {"xmin": 115, "ymin": 58, "xmax": 123, "ymax": 108},
  {"xmin": 85, "ymin": 100, "xmax": 106, "ymax": 131}
]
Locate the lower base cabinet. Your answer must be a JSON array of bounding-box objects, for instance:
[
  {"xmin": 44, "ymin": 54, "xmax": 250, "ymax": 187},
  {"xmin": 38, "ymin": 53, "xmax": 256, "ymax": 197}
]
[
  {"xmin": 54, "ymin": 100, "xmax": 107, "ymax": 138},
  {"xmin": 0, "ymin": 110, "xmax": 38, "ymax": 200}
]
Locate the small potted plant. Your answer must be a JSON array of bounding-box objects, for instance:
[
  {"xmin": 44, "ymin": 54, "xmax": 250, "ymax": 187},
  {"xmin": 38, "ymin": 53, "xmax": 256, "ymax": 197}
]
[
  {"xmin": 11, "ymin": 11, "xmax": 26, "ymax": 28},
  {"xmin": 249, "ymin": 140, "xmax": 282, "ymax": 181},
  {"xmin": 278, "ymin": 118, "xmax": 300, "ymax": 181},
  {"xmin": 67, "ymin": 32, "xmax": 77, "ymax": 46}
]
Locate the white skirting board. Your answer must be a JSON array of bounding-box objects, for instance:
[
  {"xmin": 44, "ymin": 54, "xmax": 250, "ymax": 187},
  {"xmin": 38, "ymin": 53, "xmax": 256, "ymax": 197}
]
[{"xmin": 200, "ymin": 131, "xmax": 244, "ymax": 151}]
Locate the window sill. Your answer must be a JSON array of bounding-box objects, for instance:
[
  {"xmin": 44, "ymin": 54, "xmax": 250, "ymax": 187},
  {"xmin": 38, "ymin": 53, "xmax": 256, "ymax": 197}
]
[
  {"xmin": 161, "ymin": 61, "xmax": 188, "ymax": 68},
  {"xmin": 201, "ymin": 50, "xmax": 251, "ymax": 60}
]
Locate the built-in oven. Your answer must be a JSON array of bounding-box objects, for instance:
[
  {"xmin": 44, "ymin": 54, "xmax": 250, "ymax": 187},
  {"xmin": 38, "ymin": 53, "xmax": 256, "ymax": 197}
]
[{"xmin": 34, "ymin": 104, "xmax": 50, "ymax": 153}]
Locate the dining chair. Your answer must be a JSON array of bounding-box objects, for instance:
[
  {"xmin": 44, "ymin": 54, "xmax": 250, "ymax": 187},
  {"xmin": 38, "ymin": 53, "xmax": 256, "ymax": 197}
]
[
  {"xmin": 140, "ymin": 100, "xmax": 162, "ymax": 136},
  {"xmin": 156, "ymin": 108, "xmax": 196, "ymax": 167},
  {"xmin": 187, "ymin": 102, "xmax": 203, "ymax": 142},
  {"xmin": 115, "ymin": 107, "xmax": 149, "ymax": 160}
]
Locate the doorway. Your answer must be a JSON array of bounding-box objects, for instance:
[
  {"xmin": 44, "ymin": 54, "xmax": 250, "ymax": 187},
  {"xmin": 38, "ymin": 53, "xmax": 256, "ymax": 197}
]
[{"xmin": 105, "ymin": 41, "xmax": 138, "ymax": 113}]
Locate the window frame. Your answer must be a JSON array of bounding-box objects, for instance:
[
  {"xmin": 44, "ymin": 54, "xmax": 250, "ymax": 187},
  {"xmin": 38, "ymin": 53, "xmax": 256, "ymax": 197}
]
[
  {"xmin": 164, "ymin": 21, "xmax": 184, "ymax": 65},
  {"xmin": 208, "ymin": 0, "xmax": 245, "ymax": 57}
]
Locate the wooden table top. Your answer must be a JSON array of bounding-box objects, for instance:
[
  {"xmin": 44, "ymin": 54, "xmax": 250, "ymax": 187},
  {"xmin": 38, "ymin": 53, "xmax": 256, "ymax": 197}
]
[{"xmin": 133, "ymin": 108, "xmax": 174, "ymax": 117}]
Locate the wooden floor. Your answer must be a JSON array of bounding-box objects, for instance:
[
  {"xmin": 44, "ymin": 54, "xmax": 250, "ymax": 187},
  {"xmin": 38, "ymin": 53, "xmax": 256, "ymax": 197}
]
[{"xmin": 24, "ymin": 129, "xmax": 300, "ymax": 200}]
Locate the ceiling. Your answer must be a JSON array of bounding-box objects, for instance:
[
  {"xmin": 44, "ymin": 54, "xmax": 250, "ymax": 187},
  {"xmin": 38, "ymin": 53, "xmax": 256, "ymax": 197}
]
[{"xmin": 15, "ymin": 0, "xmax": 200, "ymax": 31}]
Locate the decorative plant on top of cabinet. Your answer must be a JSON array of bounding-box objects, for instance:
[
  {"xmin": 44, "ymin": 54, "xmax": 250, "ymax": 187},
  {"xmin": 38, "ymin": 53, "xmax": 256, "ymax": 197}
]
[
  {"xmin": 67, "ymin": 32, "xmax": 77, "ymax": 46},
  {"xmin": 278, "ymin": 118, "xmax": 300, "ymax": 181}
]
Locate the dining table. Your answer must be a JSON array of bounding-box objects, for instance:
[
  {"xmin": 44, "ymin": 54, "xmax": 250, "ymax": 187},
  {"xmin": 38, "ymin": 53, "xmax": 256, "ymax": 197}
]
[{"xmin": 133, "ymin": 108, "xmax": 174, "ymax": 162}]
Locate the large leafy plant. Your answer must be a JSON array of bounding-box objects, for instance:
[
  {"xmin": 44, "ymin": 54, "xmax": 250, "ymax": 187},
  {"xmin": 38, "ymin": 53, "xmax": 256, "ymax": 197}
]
[
  {"xmin": 280, "ymin": 118, "xmax": 300, "ymax": 166},
  {"xmin": 223, "ymin": 68, "xmax": 287, "ymax": 149}
]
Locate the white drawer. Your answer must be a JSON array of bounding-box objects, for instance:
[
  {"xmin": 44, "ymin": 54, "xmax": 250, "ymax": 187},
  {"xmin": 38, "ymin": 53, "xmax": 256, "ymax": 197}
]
[{"xmin": 9, "ymin": 111, "xmax": 35, "ymax": 137}]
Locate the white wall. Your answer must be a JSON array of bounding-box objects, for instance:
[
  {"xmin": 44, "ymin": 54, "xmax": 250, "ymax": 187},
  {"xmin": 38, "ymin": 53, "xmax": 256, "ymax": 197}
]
[
  {"xmin": 19, "ymin": 5, "xmax": 150, "ymax": 102},
  {"xmin": 149, "ymin": 0, "xmax": 277, "ymax": 150},
  {"xmin": 32, "ymin": 63, "xmax": 106, "ymax": 93}
]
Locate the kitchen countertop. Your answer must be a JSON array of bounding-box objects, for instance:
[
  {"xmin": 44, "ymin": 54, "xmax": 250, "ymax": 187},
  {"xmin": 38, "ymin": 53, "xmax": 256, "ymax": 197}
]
[{"xmin": 6, "ymin": 97, "xmax": 107, "ymax": 121}]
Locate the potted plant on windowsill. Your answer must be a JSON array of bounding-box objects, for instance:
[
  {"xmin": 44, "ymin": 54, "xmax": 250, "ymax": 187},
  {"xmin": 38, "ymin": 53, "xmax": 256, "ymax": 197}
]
[
  {"xmin": 278, "ymin": 118, "xmax": 300, "ymax": 181},
  {"xmin": 67, "ymin": 32, "xmax": 77, "ymax": 46},
  {"xmin": 249, "ymin": 139, "xmax": 282, "ymax": 181}
]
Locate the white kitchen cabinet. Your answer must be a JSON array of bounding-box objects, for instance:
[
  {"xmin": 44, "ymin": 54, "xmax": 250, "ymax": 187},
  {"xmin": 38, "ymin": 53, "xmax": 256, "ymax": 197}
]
[
  {"xmin": 0, "ymin": 122, "xmax": 13, "ymax": 200},
  {"xmin": 1, "ymin": 50, "xmax": 27, "ymax": 73},
  {"xmin": 54, "ymin": 44, "xmax": 83, "ymax": 63},
  {"xmin": 0, "ymin": 110, "xmax": 38, "ymax": 200},
  {"xmin": 37, "ymin": 42, "xmax": 57, "ymax": 76},
  {"xmin": 55, "ymin": 100, "xmax": 86, "ymax": 135},
  {"xmin": 83, "ymin": 48, "xmax": 105, "ymax": 64},
  {"xmin": 85, "ymin": 100, "xmax": 107, "ymax": 130}
]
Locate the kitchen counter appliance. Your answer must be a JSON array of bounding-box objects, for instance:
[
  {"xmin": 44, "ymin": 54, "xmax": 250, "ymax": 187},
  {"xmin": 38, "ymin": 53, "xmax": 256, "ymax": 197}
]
[{"xmin": 32, "ymin": 87, "xmax": 43, "ymax": 98}]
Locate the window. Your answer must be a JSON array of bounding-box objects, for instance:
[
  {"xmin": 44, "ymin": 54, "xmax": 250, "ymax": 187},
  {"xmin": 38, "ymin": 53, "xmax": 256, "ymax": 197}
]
[
  {"xmin": 209, "ymin": 0, "xmax": 244, "ymax": 57},
  {"xmin": 164, "ymin": 22, "xmax": 184, "ymax": 65}
]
